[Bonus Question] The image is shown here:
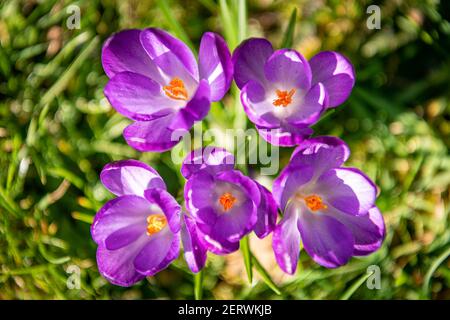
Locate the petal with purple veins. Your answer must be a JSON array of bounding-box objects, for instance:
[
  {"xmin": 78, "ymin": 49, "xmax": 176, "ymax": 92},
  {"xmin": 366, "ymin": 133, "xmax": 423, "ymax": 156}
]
[
  {"xmin": 181, "ymin": 215, "xmax": 208, "ymax": 273},
  {"xmin": 181, "ymin": 146, "xmax": 235, "ymax": 179},
  {"xmin": 133, "ymin": 229, "xmax": 180, "ymax": 276},
  {"xmin": 123, "ymin": 114, "xmax": 188, "ymax": 153},
  {"xmin": 140, "ymin": 28, "xmax": 199, "ymax": 81},
  {"xmin": 91, "ymin": 195, "xmax": 149, "ymax": 246},
  {"xmin": 100, "ymin": 159, "xmax": 166, "ymax": 197},
  {"xmin": 272, "ymin": 201, "xmax": 301, "ymax": 275},
  {"xmin": 315, "ymin": 168, "xmax": 377, "ymax": 216},
  {"xmin": 101, "ymin": 29, "xmax": 163, "ymax": 82},
  {"xmin": 232, "ymin": 38, "xmax": 273, "ymax": 89},
  {"xmin": 309, "ymin": 51, "xmax": 355, "ymax": 108},
  {"xmin": 104, "ymin": 72, "xmax": 181, "ymax": 121},
  {"xmin": 199, "ymin": 32, "xmax": 233, "ymax": 102},
  {"xmin": 253, "ymin": 182, "xmax": 278, "ymax": 239},
  {"xmin": 264, "ymin": 49, "xmax": 311, "ymax": 91},
  {"xmin": 327, "ymin": 206, "xmax": 385, "ymax": 256},
  {"xmin": 297, "ymin": 208, "xmax": 354, "ymax": 268}
]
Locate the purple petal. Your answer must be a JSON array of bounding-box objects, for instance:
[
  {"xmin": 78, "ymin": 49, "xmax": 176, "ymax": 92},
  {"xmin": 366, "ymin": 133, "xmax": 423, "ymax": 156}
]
[
  {"xmin": 144, "ymin": 188, "xmax": 181, "ymax": 233},
  {"xmin": 298, "ymin": 209, "xmax": 354, "ymax": 268},
  {"xmin": 240, "ymin": 80, "xmax": 281, "ymax": 128},
  {"xmin": 327, "ymin": 206, "xmax": 385, "ymax": 255},
  {"xmin": 254, "ymin": 183, "xmax": 278, "ymax": 238},
  {"xmin": 123, "ymin": 114, "xmax": 188, "ymax": 152},
  {"xmin": 133, "ymin": 229, "xmax": 180, "ymax": 276},
  {"xmin": 100, "ymin": 159, "xmax": 166, "ymax": 197},
  {"xmin": 181, "ymin": 215, "xmax": 207, "ymax": 273},
  {"xmin": 199, "ymin": 32, "xmax": 233, "ymax": 102},
  {"xmin": 104, "ymin": 72, "xmax": 180, "ymax": 121},
  {"xmin": 232, "ymin": 38, "xmax": 273, "ymax": 89},
  {"xmin": 91, "ymin": 195, "xmax": 149, "ymax": 246},
  {"xmin": 105, "ymin": 223, "xmax": 145, "ymax": 251},
  {"xmin": 140, "ymin": 28, "xmax": 199, "ymax": 82},
  {"xmin": 285, "ymin": 82, "xmax": 327, "ymax": 125},
  {"xmin": 272, "ymin": 164, "xmax": 315, "ymax": 211},
  {"xmin": 315, "ymin": 168, "xmax": 377, "ymax": 216},
  {"xmin": 96, "ymin": 237, "xmax": 147, "ymax": 287},
  {"xmin": 289, "ymin": 136, "xmax": 351, "ymax": 181},
  {"xmin": 264, "ymin": 49, "xmax": 311, "ymax": 91},
  {"xmin": 101, "ymin": 29, "xmax": 163, "ymax": 82},
  {"xmin": 184, "ymin": 170, "xmax": 216, "ymax": 214},
  {"xmin": 181, "ymin": 146, "xmax": 235, "ymax": 179},
  {"xmin": 168, "ymin": 79, "xmax": 211, "ymax": 131},
  {"xmin": 217, "ymin": 170, "xmax": 261, "ymax": 206},
  {"xmin": 309, "ymin": 51, "xmax": 355, "ymax": 108},
  {"xmin": 256, "ymin": 125, "xmax": 313, "ymax": 147},
  {"xmin": 272, "ymin": 201, "xmax": 301, "ymax": 275}
]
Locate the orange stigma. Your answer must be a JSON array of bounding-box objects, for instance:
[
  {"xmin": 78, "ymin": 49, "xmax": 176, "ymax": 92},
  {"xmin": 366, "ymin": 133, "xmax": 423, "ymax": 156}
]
[
  {"xmin": 163, "ymin": 77, "xmax": 188, "ymax": 101},
  {"xmin": 219, "ymin": 192, "xmax": 237, "ymax": 212},
  {"xmin": 273, "ymin": 89, "xmax": 296, "ymax": 107},
  {"xmin": 146, "ymin": 214, "xmax": 167, "ymax": 236},
  {"xmin": 304, "ymin": 195, "xmax": 327, "ymax": 212}
]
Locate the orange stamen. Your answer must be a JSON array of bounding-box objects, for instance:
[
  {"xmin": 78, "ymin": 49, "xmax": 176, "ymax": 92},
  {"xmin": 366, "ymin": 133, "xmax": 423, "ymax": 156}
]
[
  {"xmin": 146, "ymin": 214, "xmax": 167, "ymax": 236},
  {"xmin": 273, "ymin": 89, "xmax": 296, "ymax": 107},
  {"xmin": 163, "ymin": 77, "xmax": 188, "ymax": 101},
  {"xmin": 219, "ymin": 192, "xmax": 237, "ymax": 212},
  {"xmin": 304, "ymin": 195, "xmax": 327, "ymax": 212}
]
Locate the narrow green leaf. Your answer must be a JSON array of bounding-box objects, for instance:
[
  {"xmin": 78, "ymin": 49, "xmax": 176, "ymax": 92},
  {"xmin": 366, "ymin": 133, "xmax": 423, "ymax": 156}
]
[
  {"xmin": 340, "ymin": 271, "xmax": 372, "ymax": 300},
  {"xmin": 422, "ymin": 246, "xmax": 450, "ymax": 298},
  {"xmin": 41, "ymin": 36, "xmax": 99, "ymax": 106},
  {"xmin": 237, "ymin": 0, "xmax": 247, "ymax": 42},
  {"xmin": 241, "ymin": 236, "xmax": 253, "ymax": 283},
  {"xmin": 252, "ymin": 255, "xmax": 281, "ymax": 295},
  {"xmin": 194, "ymin": 270, "xmax": 204, "ymax": 300},
  {"xmin": 71, "ymin": 212, "xmax": 94, "ymax": 224},
  {"xmin": 219, "ymin": 0, "xmax": 238, "ymax": 49},
  {"xmin": 156, "ymin": 0, "xmax": 195, "ymax": 53},
  {"xmin": 281, "ymin": 8, "xmax": 297, "ymax": 48}
]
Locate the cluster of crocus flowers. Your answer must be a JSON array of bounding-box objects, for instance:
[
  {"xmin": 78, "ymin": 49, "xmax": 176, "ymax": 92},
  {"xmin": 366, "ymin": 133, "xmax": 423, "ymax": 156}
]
[
  {"xmin": 95, "ymin": 28, "xmax": 385, "ymax": 287},
  {"xmin": 92, "ymin": 148, "xmax": 277, "ymax": 286}
]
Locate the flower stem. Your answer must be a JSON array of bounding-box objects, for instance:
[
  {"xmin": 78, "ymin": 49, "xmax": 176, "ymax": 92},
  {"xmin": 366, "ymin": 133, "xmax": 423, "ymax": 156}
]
[
  {"xmin": 194, "ymin": 270, "xmax": 204, "ymax": 300},
  {"xmin": 241, "ymin": 236, "xmax": 253, "ymax": 283}
]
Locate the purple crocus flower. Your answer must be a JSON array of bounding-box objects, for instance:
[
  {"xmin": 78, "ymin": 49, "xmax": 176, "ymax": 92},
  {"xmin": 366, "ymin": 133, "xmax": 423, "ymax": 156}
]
[
  {"xmin": 272, "ymin": 137, "xmax": 385, "ymax": 273},
  {"xmin": 232, "ymin": 39, "xmax": 355, "ymax": 146},
  {"xmin": 91, "ymin": 160, "xmax": 208, "ymax": 286},
  {"xmin": 183, "ymin": 147, "xmax": 278, "ymax": 254},
  {"xmin": 102, "ymin": 28, "xmax": 233, "ymax": 152}
]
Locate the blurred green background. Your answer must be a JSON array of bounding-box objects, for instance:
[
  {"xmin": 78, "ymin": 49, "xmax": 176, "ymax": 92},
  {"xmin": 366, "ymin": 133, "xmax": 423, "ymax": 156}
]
[{"xmin": 0, "ymin": 0, "xmax": 449, "ymax": 300}]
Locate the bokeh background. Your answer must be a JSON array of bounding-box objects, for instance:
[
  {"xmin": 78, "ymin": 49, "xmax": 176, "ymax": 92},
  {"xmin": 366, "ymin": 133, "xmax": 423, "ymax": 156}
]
[{"xmin": 1, "ymin": 0, "xmax": 449, "ymax": 300}]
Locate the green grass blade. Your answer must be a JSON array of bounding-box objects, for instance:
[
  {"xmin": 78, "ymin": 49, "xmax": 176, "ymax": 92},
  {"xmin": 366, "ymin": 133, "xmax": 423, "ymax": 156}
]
[
  {"xmin": 156, "ymin": 0, "xmax": 195, "ymax": 53},
  {"xmin": 241, "ymin": 236, "xmax": 253, "ymax": 283},
  {"xmin": 194, "ymin": 270, "xmax": 204, "ymax": 300},
  {"xmin": 422, "ymin": 246, "xmax": 450, "ymax": 298},
  {"xmin": 280, "ymin": 8, "xmax": 297, "ymax": 48},
  {"xmin": 340, "ymin": 271, "xmax": 372, "ymax": 300},
  {"xmin": 237, "ymin": 0, "xmax": 247, "ymax": 42},
  {"xmin": 252, "ymin": 255, "xmax": 281, "ymax": 295},
  {"xmin": 219, "ymin": 0, "xmax": 238, "ymax": 49}
]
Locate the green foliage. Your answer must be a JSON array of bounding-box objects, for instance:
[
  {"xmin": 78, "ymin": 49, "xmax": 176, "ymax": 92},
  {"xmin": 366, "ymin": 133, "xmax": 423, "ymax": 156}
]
[{"xmin": 0, "ymin": 0, "xmax": 449, "ymax": 300}]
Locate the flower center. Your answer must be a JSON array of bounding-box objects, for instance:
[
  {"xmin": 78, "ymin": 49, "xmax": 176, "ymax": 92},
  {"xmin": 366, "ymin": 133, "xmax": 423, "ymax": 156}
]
[
  {"xmin": 304, "ymin": 195, "xmax": 327, "ymax": 212},
  {"xmin": 273, "ymin": 89, "xmax": 296, "ymax": 107},
  {"xmin": 163, "ymin": 77, "xmax": 188, "ymax": 101},
  {"xmin": 219, "ymin": 192, "xmax": 237, "ymax": 212},
  {"xmin": 146, "ymin": 213, "xmax": 167, "ymax": 236}
]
